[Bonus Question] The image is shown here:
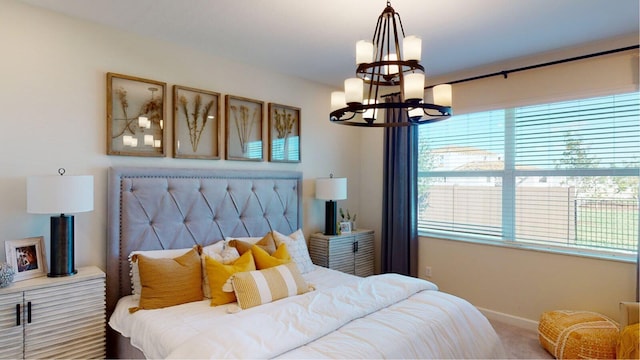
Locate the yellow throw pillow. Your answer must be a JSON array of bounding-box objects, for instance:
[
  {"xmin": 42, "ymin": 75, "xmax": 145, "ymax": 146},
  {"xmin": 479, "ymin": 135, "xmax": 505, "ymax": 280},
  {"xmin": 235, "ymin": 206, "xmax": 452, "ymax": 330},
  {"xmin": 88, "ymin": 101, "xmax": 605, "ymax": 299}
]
[
  {"xmin": 617, "ymin": 323, "xmax": 639, "ymax": 360},
  {"xmin": 252, "ymin": 243, "xmax": 291, "ymax": 269},
  {"xmin": 205, "ymin": 250, "xmax": 256, "ymax": 306},
  {"xmin": 231, "ymin": 262, "xmax": 310, "ymax": 310},
  {"xmin": 129, "ymin": 247, "xmax": 203, "ymax": 313},
  {"xmin": 229, "ymin": 233, "xmax": 277, "ymax": 255}
]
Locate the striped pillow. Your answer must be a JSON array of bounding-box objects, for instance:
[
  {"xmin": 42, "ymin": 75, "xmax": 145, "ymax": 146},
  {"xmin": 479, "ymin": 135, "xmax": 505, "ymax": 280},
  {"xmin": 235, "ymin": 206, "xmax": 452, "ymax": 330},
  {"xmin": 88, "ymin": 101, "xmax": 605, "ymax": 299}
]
[{"xmin": 231, "ymin": 262, "xmax": 310, "ymax": 309}]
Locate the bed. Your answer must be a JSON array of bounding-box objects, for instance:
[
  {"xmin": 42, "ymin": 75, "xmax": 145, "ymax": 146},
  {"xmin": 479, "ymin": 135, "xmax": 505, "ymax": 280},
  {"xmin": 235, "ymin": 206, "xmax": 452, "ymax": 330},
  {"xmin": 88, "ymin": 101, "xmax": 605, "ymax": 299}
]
[{"xmin": 106, "ymin": 166, "xmax": 505, "ymax": 359}]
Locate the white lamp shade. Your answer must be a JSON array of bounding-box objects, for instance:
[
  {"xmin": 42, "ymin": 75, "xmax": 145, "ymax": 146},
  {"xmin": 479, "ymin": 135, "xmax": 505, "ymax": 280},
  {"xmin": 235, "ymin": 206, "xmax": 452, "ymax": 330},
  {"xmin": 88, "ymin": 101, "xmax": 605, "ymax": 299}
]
[
  {"xmin": 384, "ymin": 53, "xmax": 399, "ymax": 75},
  {"xmin": 356, "ymin": 40, "xmax": 374, "ymax": 64},
  {"xmin": 27, "ymin": 175, "xmax": 94, "ymax": 214},
  {"xmin": 408, "ymin": 104, "xmax": 424, "ymax": 118},
  {"xmin": 344, "ymin": 78, "xmax": 364, "ymax": 104},
  {"xmin": 403, "ymin": 35, "xmax": 422, "ymax": 61},
  {"xmin": 331, "ymin": 91, "xmax": 346, "ymax": 111},
  {"xmin": 433, "ymin": 84, "xmax": 453, "ymax": 107},
  {"xmin": 315, "ymin": 177, "xmax": 347, "ymax": 200},
  {"xmin": 403, "ymin": 73, "xmax": 425, "ymax": 101},
  {"xmin": 363, "ymin": 98, "xmax": 378, "ymax": 120}
]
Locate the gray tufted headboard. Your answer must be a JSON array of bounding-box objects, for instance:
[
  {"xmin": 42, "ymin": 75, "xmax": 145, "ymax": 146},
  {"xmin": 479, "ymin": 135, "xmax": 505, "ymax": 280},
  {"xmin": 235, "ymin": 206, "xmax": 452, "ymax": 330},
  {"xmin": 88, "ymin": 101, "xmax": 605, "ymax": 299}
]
[{"xmin": 106, "ymin": 166, "xmax": 302, "ymax": 315}]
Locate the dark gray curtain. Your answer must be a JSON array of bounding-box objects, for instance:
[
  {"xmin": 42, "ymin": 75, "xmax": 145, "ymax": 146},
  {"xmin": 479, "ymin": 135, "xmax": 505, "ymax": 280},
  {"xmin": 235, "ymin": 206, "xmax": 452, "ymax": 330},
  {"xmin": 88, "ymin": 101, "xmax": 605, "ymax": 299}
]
[{"xmin": 381, "ymin": 94, "xmax": 418, "ymax": 276}]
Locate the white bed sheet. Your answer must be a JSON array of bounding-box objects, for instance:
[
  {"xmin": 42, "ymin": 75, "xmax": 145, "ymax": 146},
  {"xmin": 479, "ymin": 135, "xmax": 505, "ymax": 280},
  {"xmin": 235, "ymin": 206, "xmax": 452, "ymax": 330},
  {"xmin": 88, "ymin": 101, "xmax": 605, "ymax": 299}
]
[{"xmin": 109, "ymin": 266, "xmax": 505, "ymax": 359}]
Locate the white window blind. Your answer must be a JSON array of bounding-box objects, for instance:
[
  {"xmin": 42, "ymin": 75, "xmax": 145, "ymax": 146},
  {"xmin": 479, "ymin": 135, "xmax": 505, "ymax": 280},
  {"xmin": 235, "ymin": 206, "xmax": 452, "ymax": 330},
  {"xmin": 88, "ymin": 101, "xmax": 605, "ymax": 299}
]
[{"xmin": 418, "ymin": 92, "xmax": 639, "ymax": 255}]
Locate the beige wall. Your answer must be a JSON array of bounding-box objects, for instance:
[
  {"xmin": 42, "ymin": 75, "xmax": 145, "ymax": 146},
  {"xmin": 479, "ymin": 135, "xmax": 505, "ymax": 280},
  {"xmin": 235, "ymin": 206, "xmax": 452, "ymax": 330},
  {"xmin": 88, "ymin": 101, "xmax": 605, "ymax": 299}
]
[
  {"xmin": 419, "ymin": 237, "xmax": 636, "ymax": 322},
  {"xmin": 0, "ymin": 0, "xmax": 365, "ymax": 270}
]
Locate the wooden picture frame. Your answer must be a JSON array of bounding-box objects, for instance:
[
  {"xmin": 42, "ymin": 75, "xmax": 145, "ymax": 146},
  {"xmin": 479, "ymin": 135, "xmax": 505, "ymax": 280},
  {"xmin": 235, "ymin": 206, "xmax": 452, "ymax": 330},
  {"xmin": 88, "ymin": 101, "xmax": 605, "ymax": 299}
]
[
  {"xmin": 107, "ymin": 72, "xmax": 166, "ymax": 157},
  {"xmin": 225, "ymin": 95, "xmax": 264, "ymax": 161},
  {"xmin": 4, "ymin": 236, "xmax": 47, "ymax": 281},
  {"xmin": 173, "ymin": 85, "xmax": 221, "ymax": 159},
  {"xmin": 268, "ymin": 103, "xmax": 301, "ymax": 163}
]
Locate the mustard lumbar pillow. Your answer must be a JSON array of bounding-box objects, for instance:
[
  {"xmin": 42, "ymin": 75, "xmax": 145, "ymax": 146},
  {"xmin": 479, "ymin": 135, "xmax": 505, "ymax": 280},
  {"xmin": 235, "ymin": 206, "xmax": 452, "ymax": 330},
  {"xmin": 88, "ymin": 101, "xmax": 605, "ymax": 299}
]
[
  {"xmin": 231, "ymin": 262, "xmax": 310, "ymax": 310},
  {"xmin": 252, "ymin": 243, "xmax": 291, "ymax": 269},
  {"xmin": 129, "ymin": 247, "xmax": 203, "ymax": 313},
  {"xmin": 205, "ymin": 250, "xmax": 256, "ymax": 306},
  {"xmin": 229, "ymin": 233, "xmax": 277, "ymax": 255}
]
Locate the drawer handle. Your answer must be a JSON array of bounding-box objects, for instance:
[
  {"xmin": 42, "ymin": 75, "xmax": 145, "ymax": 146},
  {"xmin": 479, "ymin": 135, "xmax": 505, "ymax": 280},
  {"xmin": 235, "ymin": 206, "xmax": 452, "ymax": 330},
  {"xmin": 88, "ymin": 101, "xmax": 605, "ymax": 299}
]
[
  {"xmin": 27, "ymin": 301, "xmax": 32, "ymax": 323},
  {"xmin": 16, "ymin": 304, "xmax": 20, "ymax": 326}
]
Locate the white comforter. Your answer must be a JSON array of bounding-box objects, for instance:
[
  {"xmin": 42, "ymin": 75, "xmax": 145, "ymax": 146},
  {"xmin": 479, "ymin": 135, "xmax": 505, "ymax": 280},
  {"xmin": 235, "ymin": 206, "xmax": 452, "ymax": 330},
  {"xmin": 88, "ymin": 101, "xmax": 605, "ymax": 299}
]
[{"xmin": 110, "ymin": 266, "xmax": 505, "ymax": 359}]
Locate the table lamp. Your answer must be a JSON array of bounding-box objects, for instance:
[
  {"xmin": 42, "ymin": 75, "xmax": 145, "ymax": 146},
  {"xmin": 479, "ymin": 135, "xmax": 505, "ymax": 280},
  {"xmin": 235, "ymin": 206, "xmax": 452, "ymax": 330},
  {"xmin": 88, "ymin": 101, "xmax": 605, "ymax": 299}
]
[
  {"xmin": 315, "ymin": 175, "xmax": 347, "ymax": 236},
  {"xmin": 27, "ymin": 169, "xmax": 93, "ymax": 277}
]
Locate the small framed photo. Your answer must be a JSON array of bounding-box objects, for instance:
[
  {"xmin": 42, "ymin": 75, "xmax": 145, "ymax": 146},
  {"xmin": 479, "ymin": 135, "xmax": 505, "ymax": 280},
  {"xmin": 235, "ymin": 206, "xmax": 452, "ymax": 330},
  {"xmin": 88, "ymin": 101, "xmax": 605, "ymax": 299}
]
[
  {"xmin": 107, "ymin": 72, "xmax": 166, "ymax": 157},
  {"xmin": 268, "ymin": 103, "xmax": 301, "ymax": 163},
  {"xmin": 173, "ymin": 85, "xmax": 221, "ymax": 159},
  {"xmin": 4, "ymin": 237, "xmax": 47, "ymax": 281},
  {"xmin": 225, "ymin": 95, "xmax": 264, "ymax": 161},
  {"xmin": 340, "ymin": 221, "xmax": 352, "ymax": 234}
]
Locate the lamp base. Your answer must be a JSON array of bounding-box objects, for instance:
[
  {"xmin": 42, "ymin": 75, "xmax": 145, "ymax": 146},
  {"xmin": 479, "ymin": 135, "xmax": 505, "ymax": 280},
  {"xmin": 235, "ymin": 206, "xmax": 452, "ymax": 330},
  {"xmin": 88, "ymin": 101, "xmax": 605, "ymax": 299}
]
[
  {"xmin": 48, "ymin": 215, "xmax": 77, "ymax": 277},
  {"xmin": 324, "ymin": 200, "xmax": 338, "ymax": 236}
]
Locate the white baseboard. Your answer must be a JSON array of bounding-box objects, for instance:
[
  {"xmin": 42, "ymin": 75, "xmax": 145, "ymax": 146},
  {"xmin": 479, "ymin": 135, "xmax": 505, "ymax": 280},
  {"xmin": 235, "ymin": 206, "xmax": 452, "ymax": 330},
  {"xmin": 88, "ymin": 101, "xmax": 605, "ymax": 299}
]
[{"xmin": 477, "ymin": 307, "xmax": 539, "ymax": 332}]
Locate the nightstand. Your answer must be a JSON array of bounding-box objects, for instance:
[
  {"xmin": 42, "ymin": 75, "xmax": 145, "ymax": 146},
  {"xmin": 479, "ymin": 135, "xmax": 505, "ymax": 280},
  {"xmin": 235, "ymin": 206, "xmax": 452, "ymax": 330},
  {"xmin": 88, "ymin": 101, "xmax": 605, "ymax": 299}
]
[
  {"xmin": 309, "ymin": 229, "xmax": 374, "ymax": 276},
  {"xmin": 0, "ymin": 266, "xmax": 105, "ymax": 359}
]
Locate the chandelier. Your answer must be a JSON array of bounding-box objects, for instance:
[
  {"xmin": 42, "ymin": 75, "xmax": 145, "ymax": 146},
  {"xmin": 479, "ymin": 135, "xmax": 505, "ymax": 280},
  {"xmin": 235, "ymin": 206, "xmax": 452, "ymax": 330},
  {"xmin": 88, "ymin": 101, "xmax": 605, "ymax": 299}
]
[{"xmin": 330, "ymin": 2, "xmax": 453, "ymax": 127}]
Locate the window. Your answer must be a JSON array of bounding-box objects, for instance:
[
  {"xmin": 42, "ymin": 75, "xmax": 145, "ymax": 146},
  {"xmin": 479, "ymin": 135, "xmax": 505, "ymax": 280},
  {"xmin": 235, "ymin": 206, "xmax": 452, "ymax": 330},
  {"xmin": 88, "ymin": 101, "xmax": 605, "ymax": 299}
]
[{"xmin": 418, "ymin": 92, "xmax": 639, "ymax": 256}]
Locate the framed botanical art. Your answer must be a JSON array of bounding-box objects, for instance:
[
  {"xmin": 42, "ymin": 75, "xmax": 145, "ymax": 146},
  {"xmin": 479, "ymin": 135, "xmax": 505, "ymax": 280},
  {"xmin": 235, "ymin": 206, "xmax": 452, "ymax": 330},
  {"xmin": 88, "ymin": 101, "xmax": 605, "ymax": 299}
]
[
  {"xmin": 225, "ymin": 95, "xmax": 264, "ymax": 161},
  {"xmin": 268, "ymin": 103, "xmax": 301, "ymax": 163},
  {"xmin": 4, "ymin": 236, "xmax": 47, "ymax": 281},
  {"xmin": 107, "ymin": 72, "xmax": 166, "ymax": 157},
  {"xmin": 173, "ymin": 85, "xmax": 221, "ymax": 159}
]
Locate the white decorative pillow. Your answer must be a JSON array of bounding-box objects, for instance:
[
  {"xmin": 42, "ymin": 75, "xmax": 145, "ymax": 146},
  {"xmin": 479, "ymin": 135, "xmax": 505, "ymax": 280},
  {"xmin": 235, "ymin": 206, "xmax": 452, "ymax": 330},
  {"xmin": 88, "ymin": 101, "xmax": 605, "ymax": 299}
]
[
  {"xmin": 129, "ymin": 247, "xmax": 194, "ymax": 300},
  {"xmin": 272, "ymin": 229, "xmax": 315, "ymax": 274},
  {"xmin": 230, "ymin": 262, "xmax": 311, "ymax": 310},
  {"xmin": 201, "ymin": 241, "xmax": 240, "ymax": 298},
  {"xmin": 202, "ymin": 241, "xmax": 240, "ymax": 263}
]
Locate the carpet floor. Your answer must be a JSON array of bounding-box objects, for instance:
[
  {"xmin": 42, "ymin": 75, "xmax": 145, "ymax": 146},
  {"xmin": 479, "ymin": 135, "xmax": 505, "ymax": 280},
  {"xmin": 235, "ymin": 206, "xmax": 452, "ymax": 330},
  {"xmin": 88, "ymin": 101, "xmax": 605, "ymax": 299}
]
[{"xmin": 489, "ymin": 319, "xmax": 554, "ymax": 359}]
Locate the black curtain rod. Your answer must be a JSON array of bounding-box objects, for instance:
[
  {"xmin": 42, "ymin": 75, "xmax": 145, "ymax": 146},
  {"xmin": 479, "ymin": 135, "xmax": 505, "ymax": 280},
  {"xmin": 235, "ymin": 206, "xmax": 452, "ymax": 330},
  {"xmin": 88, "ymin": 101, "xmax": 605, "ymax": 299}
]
[{"xmin": 384, "ymin": 44, "xmax": 639, "ymax": 96}]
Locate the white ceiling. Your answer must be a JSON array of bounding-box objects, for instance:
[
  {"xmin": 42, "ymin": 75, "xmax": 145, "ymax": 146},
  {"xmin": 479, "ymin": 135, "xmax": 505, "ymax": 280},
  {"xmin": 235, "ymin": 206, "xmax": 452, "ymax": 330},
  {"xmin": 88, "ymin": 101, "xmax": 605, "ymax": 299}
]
[{"xmin": 20, "ymin": 0, "xmax": 640, "ymax": 88}]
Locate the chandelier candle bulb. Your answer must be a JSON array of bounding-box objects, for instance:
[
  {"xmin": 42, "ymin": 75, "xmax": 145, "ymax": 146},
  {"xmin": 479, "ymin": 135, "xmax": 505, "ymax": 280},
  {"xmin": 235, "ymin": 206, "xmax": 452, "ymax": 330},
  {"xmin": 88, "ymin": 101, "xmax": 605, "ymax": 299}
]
[
  {"xmin": 356, "ymin": 40, "xmax": 375, "ymax": 64},
  {"xmin": 123, "ymin": 135, "xmax": 133, "ymax": 146},
  {"xmin": 404, "ymin": 73, "xmax": 425, "ymax": 101},
  {"xmin": 433, "ymin": 84, "xmax": 453, "ymax": 107},
  {"xmin": 403, "ymin": 35, "xmax": 422, "ymax": 61},
  {"xmin": 331, "ymin": 91, "xmax": 346, "ymax": 111},
  {"xmin": 344, "ymin": 78, "xmax": 364, "ymax": 104}
]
